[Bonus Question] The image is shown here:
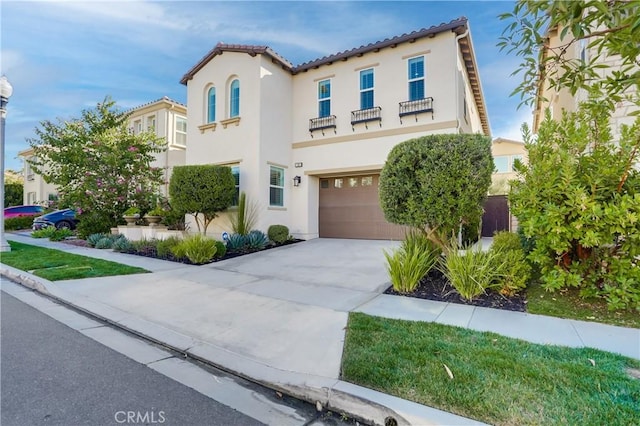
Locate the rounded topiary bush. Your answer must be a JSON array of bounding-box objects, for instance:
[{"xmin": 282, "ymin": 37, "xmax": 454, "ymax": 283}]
[{"xmin": 268, "ymin": 224, "xmax": 289, "ymax": 244}]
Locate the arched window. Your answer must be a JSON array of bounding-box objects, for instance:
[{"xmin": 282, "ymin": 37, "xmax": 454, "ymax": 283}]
[
  {"xmin": 230, "ymin": 79, "xmax": 240, "ymax": 118},
  {"xmin": 207, "ymin": 87, "xmax": 216, "ymax": 123}
]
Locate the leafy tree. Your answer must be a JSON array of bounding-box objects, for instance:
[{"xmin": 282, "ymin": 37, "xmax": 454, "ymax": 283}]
[
  {"xmin": 498, "ymin": 0, "xmax": 640, "ymax": 107},
  {"xmin": 169, "ymin": 165, "xmax": 235, "ymax": 234},
  {"xmin": 379, "ymin": 134, "xmax": 494, "ymax": 251},
  {"xmin": 27, "ymin": 97, "xmax": 165, "ymax": 233},
  {"xmin": 4, "ymin": 183, "xmax": 22, "ymax": 207},
  {"xmin": 510, "ymin": 102, "xmax": 640, "ymax": 311}
]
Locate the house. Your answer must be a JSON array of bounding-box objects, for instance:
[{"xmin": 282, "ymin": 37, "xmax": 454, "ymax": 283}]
[
  {"xmin": 19, "ymin": 97, "xmax": 187, "ymax": 205},
  {"xmin": 180, "ymin": 17, "xmax": 489, "ymax": 240},
  {"xmin": 482, "ymin": 137, "xmax": 527, "ymax": 237},
  {"xmin": 533, "ymin": 25, "xmax": 639, "ymax": 138}
]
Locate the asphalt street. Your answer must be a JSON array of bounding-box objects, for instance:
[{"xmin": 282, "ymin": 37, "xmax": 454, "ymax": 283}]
[{"xmin": 1, "ymin": 290, "xmax": 265, "ymax": 426}]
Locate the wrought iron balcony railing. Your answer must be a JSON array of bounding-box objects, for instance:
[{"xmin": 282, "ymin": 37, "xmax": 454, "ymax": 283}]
[
  {"xmin": 398, "ymin": 97, "xmax": 434, "ymax": 123},
  {"xmin": 350, "ymin": 106, "xmax": 382, "ymax": 129},
  {"xmin": 309, "ymin": 115, "xmax": 337, "ymax": 136}
]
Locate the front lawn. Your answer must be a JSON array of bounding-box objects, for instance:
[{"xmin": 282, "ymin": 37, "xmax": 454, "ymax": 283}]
[
  {"xmin": 1, "ymin": 241, "xmax": 148, "ymax": 280},
  {"xmin": 342, "ymin": 312, "xmax": 640, "ymax": 426}
]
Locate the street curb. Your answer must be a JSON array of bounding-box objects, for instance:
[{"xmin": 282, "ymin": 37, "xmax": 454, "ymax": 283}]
[{"xmin": 1, "ymin": 265, "xmax": 485, "ymax": 426}]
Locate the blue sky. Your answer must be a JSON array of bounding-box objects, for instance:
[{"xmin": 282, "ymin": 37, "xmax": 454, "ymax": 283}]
[{"xmin": 1, "ymin": 0, "xmax": 530, "ymax": 172}]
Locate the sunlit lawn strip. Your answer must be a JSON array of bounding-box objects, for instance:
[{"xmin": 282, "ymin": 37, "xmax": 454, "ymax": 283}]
[
  {"xmin": 526, "ymin": 280, "xmax": 640, "ymax": 328},
  {"xmin": 1, "ymin": 241, "xmax": 147, "ymax": 280},
  {"xmin": 342, "ymin": 313, "xmax": 640, "ymax": 426}
]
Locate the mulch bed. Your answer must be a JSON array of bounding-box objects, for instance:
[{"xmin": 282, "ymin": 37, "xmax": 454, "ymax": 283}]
[{"xmin": 384, "ymin": 269, "xmax": 527, "ymax": 312}]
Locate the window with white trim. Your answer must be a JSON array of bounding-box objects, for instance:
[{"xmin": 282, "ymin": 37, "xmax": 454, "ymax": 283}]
[
  {"xmin": 494, "ymin": 156, "xmax": 509, "ymax": 173},
  {"xmin": 134, "ymin": 119, "xmax": 142, "ymax": 134},
  {"xmin": 408, "ymin": 56, "xmax": 425, "ymax": 101},
  {"xmin": 360, "ymin": 69, "xmax": 374, "ymax": 109},
  {"xmin": 230, "ymin": 79, "xmax": 240, "ymax": 118},
  {"xmin": 269, "ymin": 166, "xmax": 284, "ymax": 207},
  {"xmin": 207, "ymin": 87, "xmax": 216, "ymax": 123},
  {"xmin": 147, "ymin": 115, "xmax": 156, "ymax": 132},
  {"xmin": 318, "ymin": 79, "xmax": 331, "ymax": 117},
  {"xmin": 175, "ymin": 116, "xmax": 187, "ymax": 146}
]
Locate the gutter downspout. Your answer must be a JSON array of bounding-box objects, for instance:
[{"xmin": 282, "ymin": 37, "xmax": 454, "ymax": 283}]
[
  {"xmin": 455, "ymin": 27, "xmax": 469, "ymax": 245},
  {"xmin": 454, "ymin": 27, "xmax": 469, "ymax": 135}
]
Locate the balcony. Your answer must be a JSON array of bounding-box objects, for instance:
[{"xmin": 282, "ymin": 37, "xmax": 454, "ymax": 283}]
[
  {"xmin": 309, "ymin": 115, "xmax": 337, "ymax": 136},
  {"xmin": 399, "ymin": 97, "xmax": 434, "ymax": 123},
  {"xmin": 351, "ymin": 106, "xmax": 382, "ymax": 130}
]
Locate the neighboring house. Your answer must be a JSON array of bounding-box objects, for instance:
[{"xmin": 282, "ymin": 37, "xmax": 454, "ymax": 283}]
[
  {"xmin": 481, "ymin": 137, "xmax": 527, "ymax": 237},
  {"xmin": 533, "ymin": 25, "xmax": 639, "ymax": 138},
  {"xmin": 18, "ymin": 97, "xmax": 187, "ymax": 205},
  {"xmin": 180, "ymin": 17, "xmax": 490, "ymax": 240},
  {"xmin": 18, "ymin": 147, "xmax": 59, "ymax": 206},
  {"xmin": 127, "ymin": 96, "xmax": 188, "ymax": 196}
]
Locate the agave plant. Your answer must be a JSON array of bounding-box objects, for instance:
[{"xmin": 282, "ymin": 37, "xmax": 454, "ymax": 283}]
[
  {"xmin": 226, "ymin": 233, "xmax": 248, "ymax": 251},
  {"xmin": 246, "ymin": 230, "xmax": 269, "ymax": 250},
  {"xmin": 86, "ymin": 233, "xmax": 108, "ymax": 247}
]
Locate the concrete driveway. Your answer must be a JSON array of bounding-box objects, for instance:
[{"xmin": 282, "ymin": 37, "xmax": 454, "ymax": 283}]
[{"xmin": 48, "ymin": 238, "xmax": 399, "ymax": 379}]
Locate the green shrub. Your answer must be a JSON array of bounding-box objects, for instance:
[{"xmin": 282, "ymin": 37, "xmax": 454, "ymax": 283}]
[
  {"xmin": 214, "ymin": 240, "xmax": 227, "ymax": 259},
  {"xmin": 379, "ymin": 133, "xmax": 493, "ymax": 251},
  {"xmin": 48, "ymin": 228, "xmax": 74, "ymax": 242},
  {"xmin": 169, "ymin": 165, "xmax": 235, "ymax": 235},
  {"xmin": 268, "ymin": 225, "xmax": 290, "ymax": 244},
  {"xmin": 246, "ymin": 230, "xmax": 269, "ymax": 250},
  {"xmin": 156, "ymin": 237, "xmax": 182, "ymax": 258},
  {"xmin": 77, "ymin": 211, "xmax": 118, "ymax": 239},
  {"xmin": 492, "ymin": 231, "xmax": 522, "ymax": 252},
  {"xmin": 86, "ymin": 233, "xmax": 108, "ymax": 247},
  {"xmin": 384, "ymin": 231, "xmax": 441, "ymax": 293},
  {"xmin": 31, "ymin": 226, "xmax": 58, "ymax": 239},
  {"xmin": 171, "ymin": 234, "xmax": 217, "ymax": 264},
  {"xmin": 461, "ymin": 216, "xmax": 481, "ymax": 246},
  {"xmin": 94, "ymin": 237, "xmax": 113, "ymax": 249},
  {"xmin": 227, "ymin": 233, "xmax": 247, "ymax": 252},
  {"xmin": 489, "ymin": 231, "xmax": 532, "ymax": 296},
  {"xmin": 112, "ymin": 236, "xmax": 132, "ymax": 252},
  {"xmin": 5, "ymin": 215, "xmax": 38, "ymax": 231},
  {"xmin": 439, "ymin": 246, "xmax": 504, "ymax": 301},
  {"xmin": 517, "ymin": 226, "xmax": 536, "ymax": 255}
]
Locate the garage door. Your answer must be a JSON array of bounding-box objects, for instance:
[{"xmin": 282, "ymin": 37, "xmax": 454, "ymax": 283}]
[{"xmin": 319, "ymin": 174, "xmax": 408, "ymax": 240}]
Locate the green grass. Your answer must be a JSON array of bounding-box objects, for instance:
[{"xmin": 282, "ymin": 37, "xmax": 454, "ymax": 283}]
[
  {"xmin": 342, "ymin": 312, "xmax": 640, "ymax": 426},
  {"xmin": 526, "ymin": 280, "xmax": 640, "ymax": 329},
  {"xmin": 1, "ymin": 241, "xmax": 148, "ymax": 280}
]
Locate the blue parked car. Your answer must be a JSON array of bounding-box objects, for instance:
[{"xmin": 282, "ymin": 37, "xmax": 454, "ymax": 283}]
[{"xmin": 32, "ymin": 209, "xmax": 78, "ymax": 230}]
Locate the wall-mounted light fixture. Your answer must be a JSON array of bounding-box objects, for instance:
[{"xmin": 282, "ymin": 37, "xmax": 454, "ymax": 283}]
[{"xmin": 293, "ymin": 176, "xmax": 302, "ymax": 187}]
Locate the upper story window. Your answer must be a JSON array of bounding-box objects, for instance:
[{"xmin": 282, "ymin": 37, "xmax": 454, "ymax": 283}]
[
  {"xmin": 318, "ymin": 79, "xmax": 331, "ymax": 117},
  {"xmin": 269, "ymin": 166, "xmax": 284, "ymax": 207},
  {"xmin": 207, "ymin": 87, "xmax": 216, "ymax": 123},
  {"xmin": 175, "ymin": 116, "xmax": 187, "ymax": 146},
  {"xmin": 230, "ymin": 79, "xmax": 240, "ymax": 118},
  {"xmin": 134, "ymin": 119, "xmax": 143, "ymax": 134},
  {"xmin": 360, "ymin": 69, "xmax": 374, "ymax": 109},
  {"xmin": 147, "ymin": 115, "xmax": 156, "ymax": 132},
  {"xmin": 408, "ymin": 56, "xmax": 425, "ymax": 101}
]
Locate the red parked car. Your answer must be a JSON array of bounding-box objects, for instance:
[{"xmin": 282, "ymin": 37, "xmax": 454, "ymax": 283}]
[{"xmin": 4, "ymin": 205, "xmax": 45, "ymax": 219}]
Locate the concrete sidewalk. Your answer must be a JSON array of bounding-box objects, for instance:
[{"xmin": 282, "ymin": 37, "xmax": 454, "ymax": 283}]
[{"xmin": 2, "ymin": 233, "xmax": 639, "ymax": 426}]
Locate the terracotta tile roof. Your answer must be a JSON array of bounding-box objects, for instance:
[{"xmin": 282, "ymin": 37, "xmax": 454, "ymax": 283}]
[
  {"xmin": 180, "ymin": 43, "xmax": 293, "ymax": 84},
  {"xmin": 292, "ymin": 17, "xmax": 468, "ymax": 73},
  {"xmin": 129, "ymin": 96, "xmax": 186, "ymax": 112}
]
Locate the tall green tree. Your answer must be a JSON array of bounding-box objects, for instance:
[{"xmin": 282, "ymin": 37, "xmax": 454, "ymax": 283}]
[
  {"xmin": 169, "ymin": 165, "xmax": 236, "ymax": 235},
  {"xmin": 4, "ymin": 183, "xmax": 23, "ymax": 207},
  {"xmin": 379, "ymin": 134, "xmax": 494, "ymax": 251},
  {"xmin": 498, "ymin": 0, "xmax": 640, "ymax": 107},
  {"xmin": 28, "ymin": 97, "xmax": 165, "ymax": 232}
]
